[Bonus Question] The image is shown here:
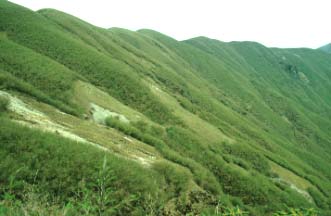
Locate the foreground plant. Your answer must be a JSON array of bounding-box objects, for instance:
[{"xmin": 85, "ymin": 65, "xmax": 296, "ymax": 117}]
[{"xmin": 272, "ymin": 208, "xmax": 318, "ymax": 216}]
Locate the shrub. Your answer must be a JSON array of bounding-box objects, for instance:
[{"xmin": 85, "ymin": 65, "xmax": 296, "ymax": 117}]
[
  {"xmin": 307, "ymin": 187, "xmax": 328, "ymax": 209},
  {"xmin": 272, "ymin": 208, "xmax": 318, "ymax": 216},
  {"xmin": 0, "ymin": 95, "xmax": 9, "ymax": 112},
  {"xmin": 232, "ymin": 158, "xmax": 250, "ymax": 170},
  {"xmin": 0, "ymin": 71, "xmax": 80, "ymax": 116},
  {"xmin": 132, "ymin": 120, "xmax": 165, "ymax": 138},
  {"xmin": 221, "ymin": 143, "xmax": 270, "ymax": 174},
  {"xmin": 105, "ymin": 117, "xmax": 165, "ymax": 149},
  {"xmin": 0, "ymin": 117, "xmax": 164, "ymax": 215}
]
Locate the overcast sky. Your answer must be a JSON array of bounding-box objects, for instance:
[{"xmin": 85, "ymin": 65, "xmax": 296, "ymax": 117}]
[{"xmin": 10, "ymin": 0, "xmax": 331, "ymax": 48}]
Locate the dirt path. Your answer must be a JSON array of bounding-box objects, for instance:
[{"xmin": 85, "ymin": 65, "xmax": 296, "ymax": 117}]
[{"xmin": 0, "ymin": 90, "xmax": 154, "ymax": 166}]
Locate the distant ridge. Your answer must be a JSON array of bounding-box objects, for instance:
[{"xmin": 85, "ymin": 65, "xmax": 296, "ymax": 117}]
[{"xmin": 318, "ymin": 43, "xmax": 331, "ymax": 53}]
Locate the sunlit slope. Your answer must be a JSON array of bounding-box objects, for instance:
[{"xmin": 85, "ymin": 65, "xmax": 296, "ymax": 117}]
[
  {"xmin": 1, "ymin": 1, "xmax": 331, "ymax": 215},
  {"xmin": 0, "ymin": 2, "xmax": 176, "ymax": 124}
]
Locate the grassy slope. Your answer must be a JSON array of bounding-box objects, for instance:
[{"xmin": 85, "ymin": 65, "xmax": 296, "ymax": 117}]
[
  {"xmin": 142, "ymin": 29, "xmax": 331, "ymax": 168},
  {"xmin": 0, "ymin": 2, "xmax": 176, "ymax": 124},
  {"xmin": 181, "ymin": 36, "xmax": 331, "ymax": 190},
  {"xmin": 1, "ymin": 1, "xmax": 331, "ymax": 215},
  {"xmin": 318, "ymin": 43, "xmax": 331, "ymax": 53}
]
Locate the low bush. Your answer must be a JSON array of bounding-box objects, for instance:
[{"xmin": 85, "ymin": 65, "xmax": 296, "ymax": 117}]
[
  {"xmin": 0, "ymin": 95, "xmax": 9, "ymax": 112},
  {"xmin": 0, "ymin": 117, "xmax": 165, "ymax": 215},
  {"xmin": 105, "ymin": 117, "xmax": 165, "ymax": 148},
  {"xmin": 272, "ymin": 208, "xmax": 318, "ymax": 216},
  {"xmin": 0, "ymin": 71, "xmax": 80, "ymax": 116},
  {"xmin": 132, "ymin": 120, "xmax": 165, "ymax": 138},
  {"xmin": 307, "ymin": 187, "xmax": 329, "ymax": 209},
  {"xmin": 221, "ymin": 142, "xmax": 270, "ymax": 174}
]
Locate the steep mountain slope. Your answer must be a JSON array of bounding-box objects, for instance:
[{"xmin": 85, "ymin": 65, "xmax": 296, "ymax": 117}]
[
  {"xmin": 0, "ymin": 1, "xmax": 331, "ymax": 215},
  {"xmin": 318, "ymin": 43, "xmax": 331, "ymax": 53}
]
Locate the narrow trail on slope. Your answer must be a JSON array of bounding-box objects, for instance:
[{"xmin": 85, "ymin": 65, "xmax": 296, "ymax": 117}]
[{"xmin": 0, "ymin": 90, "xmax": 154, "ymax": 166}]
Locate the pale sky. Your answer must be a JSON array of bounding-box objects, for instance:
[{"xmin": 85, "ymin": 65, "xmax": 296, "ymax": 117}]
[{"xmin": 9, "ymin": 0, "xmax": 331, "ymax": 48}]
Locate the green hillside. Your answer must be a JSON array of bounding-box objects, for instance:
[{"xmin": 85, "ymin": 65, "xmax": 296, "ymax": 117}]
[
  {"xmin": 318, "ymin": 43, "xmax": 331, "ymax": 53},
  {"xmin": 0, "ymin": 1, "xmax": 331, "ymax": 215}
]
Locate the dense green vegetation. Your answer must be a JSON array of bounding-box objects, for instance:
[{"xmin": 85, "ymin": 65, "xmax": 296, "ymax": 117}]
[
  {"xmin": 0, "ymin": 95, "xmax": 8, "ymax": 112},
  {"xmin": 0, "ymin": 1, "xmax": 331, "ymax": 215},
  {"xmin": 0, "ymin": 117, "xmax": 166, "ymax": 215},
  {"xmin": 0, "ymin": 1, "xmax": 177, "ymax": 124},
  {"xmin": 0, "ymin": 69, "xmax": 79, "ymax": 115}
]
